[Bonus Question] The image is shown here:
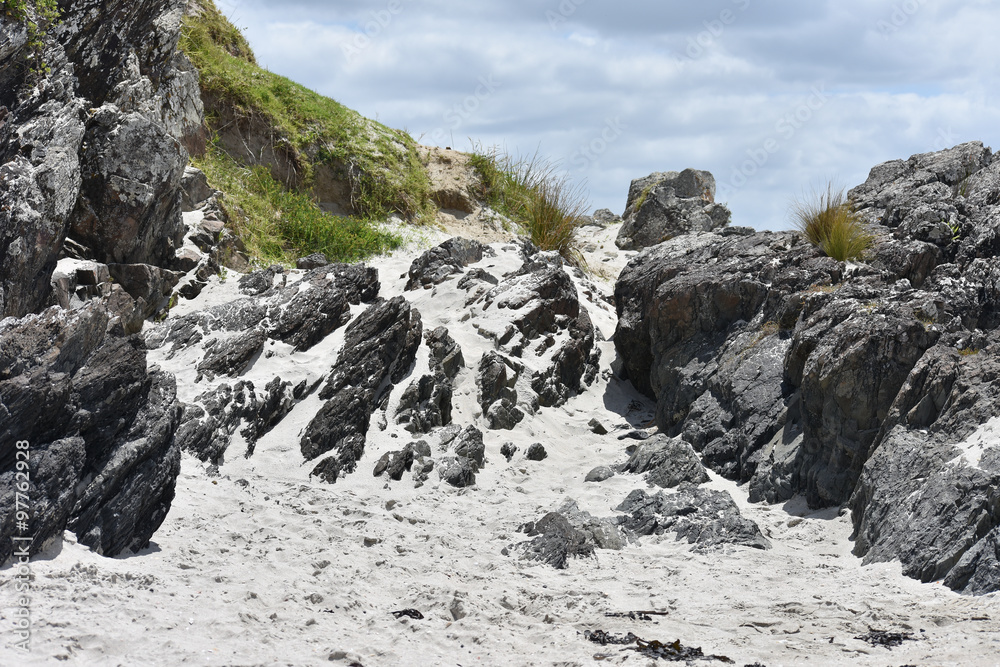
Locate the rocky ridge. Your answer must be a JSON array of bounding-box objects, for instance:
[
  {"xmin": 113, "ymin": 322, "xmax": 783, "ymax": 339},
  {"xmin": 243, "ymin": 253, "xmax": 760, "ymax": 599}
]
[{"xmin": 614, "ymin": 142, "xmax": 1000, "ymax": 595}]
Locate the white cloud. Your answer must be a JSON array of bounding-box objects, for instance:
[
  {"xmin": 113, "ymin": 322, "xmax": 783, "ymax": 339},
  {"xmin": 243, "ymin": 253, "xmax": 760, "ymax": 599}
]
[{"xmin": 226, "ymin": 0, "xmax": 1000, "ymax": 230}]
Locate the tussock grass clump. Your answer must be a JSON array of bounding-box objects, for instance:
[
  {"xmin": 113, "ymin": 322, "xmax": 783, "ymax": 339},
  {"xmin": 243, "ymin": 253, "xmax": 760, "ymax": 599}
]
[
  {"xmin": 792, "ymin": 185, "xmax": 874, "ymax": 262},
  {"xmin": 470, "ymin": 144, "xmax": 588, "ymax": 264},
  {"xmin": 194, "ymin": 145, "xmax": 402, "ymax": 265}
]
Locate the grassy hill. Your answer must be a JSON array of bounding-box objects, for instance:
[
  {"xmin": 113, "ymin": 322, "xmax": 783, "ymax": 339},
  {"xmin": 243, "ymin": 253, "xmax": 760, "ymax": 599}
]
[{"xmin": 179, "ymin": 0, "xmax": 434, "ymax": 264}]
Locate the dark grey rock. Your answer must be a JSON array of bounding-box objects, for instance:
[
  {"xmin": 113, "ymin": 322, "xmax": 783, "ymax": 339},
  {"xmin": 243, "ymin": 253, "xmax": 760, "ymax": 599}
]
[
  {"xmin": 486, "ymin": 399, "xmax": 525, "ymax": 431},
  {"xmin": 302, "ymin": 297, "xmax": 422, "ymax": 480},
  {"xmin": 0, "ymin": 303, "xmax": 182, "ymax": 563},
  {"xmin": 405, "ymin": 237, "xmax": 489, "ymax": 290},
  {"xmin": 425, "ymin": 326, "xmax": 464, "ymax": 380},
  {"xmin": 456, "ymin": 267, "xmax": 499, "ymax": 290},
  {"xmin": 0, "ymin": 86, "xmax": 86, "ymax": 318},
  {"xmin": 373, "ymin": 441, "xmax": 430, "ymax": 481},
  {"xmin": 174, "ymin": 377, "xmax": 297, "ymax": 463},
  {"xmin": 588, "ymin": 418, "xmax": 609, "ymax": 435},
  {"xmin": 196, "ymin": 327, "xmax": 266, "ymax": 380},
  {"xmin": 107, "ymin": 263, "xmax": 183, "ymax": 321},
  {"xmin": 452, "ymin": 426, "xmax": 486, "ymax": 469},
  {"xmin": 181, "ymin": 166, "xmax": 213, "ymax": 211},
  {"xmin": 395, "ymin": 327, "xmax": 463, "ymax": 434},
  {"xmin": 615, "ymin": 486, "xmax": 771, "ymax": 551},
  {"xmin": 616, "ymin": 169, "xmax": 730, "ymax": 250},
  {"xmin": 525, "ymin": 443, "xmax": 548, "ymax": 461},
  {"xmin": 589, "ymin": 208, "xmax": 622, "ymax": 228},
  {"xmin": 473, "ymin": 254, "xmax": 600, "ymax": 424},
  {"xmin": 621, "ymin": 435, "xmax": 709, "ymax": 488},
  {"xmin": 477, "ymin": 351, "xmax": 520, "ymax": 413},
  {"xmin": 238, "ymin": 265, "xmax": 284, "ymax": 296},
  {"xmin": 148, "ymin": 262, "xmax": 379, "ymax": 356},
  {"xmin": 504, "ymin": 500, "xmax": 626, "ymax": 569},
  {"xmin": 296, "ymin": 252, "xmax": 329, "ymax": 270},
  {"xmin": 585, "ymin": 466, "xmax": 615, "ymax": 483},
  {"xmin": 70, "ymin": 106, "xmax": 187, "ymax": 267},
  {"xmin": 438, "ymin": 456, "xmax": 477, "ymax": 488},
  {"xmin": 506, "ymin": 512, "xmax": 593, "ymax": 569},
  {"xmin": 395, "ymin": 374, "xmax": 452, "ymax": 434},
  {"xmin": 500, "ymin": 442, "xmax": 518, "ymax": 462}
]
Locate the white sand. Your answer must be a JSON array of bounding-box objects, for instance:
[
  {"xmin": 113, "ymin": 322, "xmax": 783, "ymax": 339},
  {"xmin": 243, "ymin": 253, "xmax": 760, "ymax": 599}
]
[{"xmin": 3, "ymin": 225, "xmax": 1000, "ymax": 666}]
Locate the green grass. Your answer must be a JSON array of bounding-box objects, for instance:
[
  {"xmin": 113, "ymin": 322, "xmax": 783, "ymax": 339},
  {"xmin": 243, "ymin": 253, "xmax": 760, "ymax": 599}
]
[
  {"xmin": 792, "ymin": 185, "xmax": 874, "ymax": 262},
  {"xmin": 2, "ymin": 0, "xmax": 61, "ymax": 76},
  {"xmin": 469, "ymin": 144, "xmax": 588, "ymax": 264},
  {"xmin": 179, "ymin": 0, "xmax": 433, "ymax": 222},
  {"xmin": 194, "ymin": 144, "xmax": 402, "ymax": 265}
]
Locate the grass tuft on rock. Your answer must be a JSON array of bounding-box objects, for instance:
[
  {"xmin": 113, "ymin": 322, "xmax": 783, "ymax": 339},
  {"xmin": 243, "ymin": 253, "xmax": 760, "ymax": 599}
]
[
  {"xmin": 194, "ymin": 144, "xmax": 402, "ymax": 265},
  {"xmin": 179, "ymin": 0, "xmax": 433, "ymax": 224},
  {"xmin": 792, "ymin": 185, "xmax": 874, "ymax": 262},
  {"xmin": 470, "ymin": 144, "xmax": 588, "ymax": 264}
]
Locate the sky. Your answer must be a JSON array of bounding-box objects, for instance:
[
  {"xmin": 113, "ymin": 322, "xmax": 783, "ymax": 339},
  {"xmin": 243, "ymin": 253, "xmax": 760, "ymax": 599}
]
[{"xmin": 213, "ymin": 0, "xmax": 1000, "ymax": 231}]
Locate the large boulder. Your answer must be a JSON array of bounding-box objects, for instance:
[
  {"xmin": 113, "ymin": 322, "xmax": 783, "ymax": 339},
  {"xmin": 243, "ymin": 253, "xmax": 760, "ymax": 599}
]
[
  {"xmin": 616, "ymin": 169, "xmax": 731, "ymax": 250},
  {"xmin": 0, "ymin": 302, "xmax": 182, "ymax": 562}
]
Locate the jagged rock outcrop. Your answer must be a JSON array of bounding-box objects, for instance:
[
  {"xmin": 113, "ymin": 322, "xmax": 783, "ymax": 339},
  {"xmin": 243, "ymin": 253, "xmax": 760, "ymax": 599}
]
[
  {"xmin": 504, "ymin": 500, "xmax": 626, "ymax": 569},
  {"xmin": 395, "ymin": 326, "xmax": 464, "ymax": 434},
  {"xmin": 472, "ymin": 244, "xmax": 600, "ymax": 428},
  {"xmin": 614, "ymin": 142, "xmax": 1000, "ymax": 593},
  {"xmin": 616, "ymin": 169, "xmax": 731, "ymax": 250},
  {"xmin": 0, "ymin": 0, "xmax": 206, "ymax": 566},
  {"xmin": 620, "ymin": 435, "xmax": 710, "ymax": 488},
  {"xmin": 146, "ymin": 263, "xmax": 380, "ymax": 463},
  {"xmin": 404, "ymin": 237, "xmax": 491, "ymax": 291},
  {"xmin": 505, "ymin": 486, "xmax": 766, "ymax": 570},
  {"xmin": 0, "ymin": 0, "xmax": 203, "ymax": 319},
  {"xmin": 0, "ymin": 302, "xmax": 182, "ymax": 562},
  {"xmin": 303, "ymin": 296, "xmax": 422, "ymax": 482},
  {"xmin": 616, "ymin": 486, "xmax": 771, "ymax": 551}
]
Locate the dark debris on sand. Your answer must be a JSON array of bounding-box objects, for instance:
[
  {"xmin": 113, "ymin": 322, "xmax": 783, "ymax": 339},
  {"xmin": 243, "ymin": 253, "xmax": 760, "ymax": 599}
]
[
  {"xmin": 854, "ymin": 628, "xmax": 919, "ymax": 649},
  {"xmin": 584, "ymin": 630, "xmax": 735, "ymax": 663}
]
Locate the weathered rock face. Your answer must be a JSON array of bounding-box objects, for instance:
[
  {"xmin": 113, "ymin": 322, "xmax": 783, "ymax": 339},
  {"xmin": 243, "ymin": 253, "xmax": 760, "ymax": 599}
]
[
  {"xmin": 0, "ymin": 50, "xmax": 86, "ymax": 318},
  {"xmin": 395, "ymin": 327, "xmax": 463, "ymax": 434},
  {"xmin": 851, "ymin": 334, "xmax": 1000, "ymax": 595},
  {"xmin": 0, "ymin": 303, "xmax": 182, "ymax": 562},
  {"xmin": 0, "ymin": 0, "xmax": 203, "ymax": 319},
  {"xmin": 472, "ymin": 244, "xmax": 600, "ymax": 428},
  {"xmin": 404, "ymin": 237, "xmax": 491, "ymax": 291},
  {"xmin": 620, "ymin": 435, "xmax": 710, "ymax": 488},
  {"xmin": 616, "ymin": 169, "xmax": 731, "ymax": 250},
  {"xmin": 70, "ymin": 106, "xmax": 187, "ymax": 266},
  {"xmin": 147, "ymin": 263, "xmax": 381, "ymax": 464},
  {"xmin": 614, "ymin": 230, "xmax": 841, "ymax": 494},
  {"xmin": 616, "ymin": 486, "xmax": 771, "ymax": 551},
  {"xmin": 614, "ymin": 142, "xmax": 1000, "ymax": 593},
  {"xmin": 302, "ymin": 296, "xmax": 422, "ymax": 481}
]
